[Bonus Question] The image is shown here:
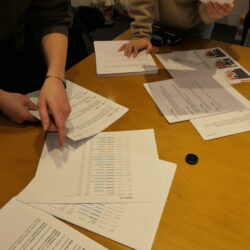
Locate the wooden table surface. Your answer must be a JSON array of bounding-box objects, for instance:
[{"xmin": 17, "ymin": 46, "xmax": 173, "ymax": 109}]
[{"xmin": 1, "ymin": 30, "xmax": 250, "ymax": 250}]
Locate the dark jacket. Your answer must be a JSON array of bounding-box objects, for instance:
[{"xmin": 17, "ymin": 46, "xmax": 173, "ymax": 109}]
[{"xmin": 0, "ymin": 0, "xmax": 73, "ymax": 41}]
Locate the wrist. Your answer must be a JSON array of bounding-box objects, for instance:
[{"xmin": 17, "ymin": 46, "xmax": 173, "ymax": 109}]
[
  {"xmin": 46, "ymin": 70, "xmax": 64, "ymax": 79},
  {"xmin": 45, "ymin": 75, "xmax": 66, "ymax": 88}
]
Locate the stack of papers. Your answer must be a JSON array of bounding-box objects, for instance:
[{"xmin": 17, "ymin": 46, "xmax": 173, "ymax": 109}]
[
  {"xmin": 17, "ymin": 129, "xmax": 177, "ymax": 250},
  {"xmin": 28, "ymin": 80, "xmax": 128, "ymax": 141},
  {"xmin": 156, "ymin": 47, "xmax": 250, "ymax": 84},
  {"xmin": 94, "ymin": 40, "xmax": 158, "ymax": 77}
]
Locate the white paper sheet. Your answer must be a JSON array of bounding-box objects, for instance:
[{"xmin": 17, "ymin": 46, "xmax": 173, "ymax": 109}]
[
  {"xmin": 17, "ymin": 130, "xmax": 165, "ymax": 203},
  {"xmin": 144, "ymin": 75, "xmax": 250, "ymax": 123},
  {"xmin": 27, "ymin": 129, "xmax": 176, "ymax": 249},
  {"xmin": 156, "ymin": 48, "xmax": 250, "ymax": 85},
  {"xmin": 31, "ymin": 160, "xmax": 176, "ymax": 250},
  {"xmin": 194, "ymin": 47, "xmax": 250, "ymax": 84},
  {"xmin": 27, "ymin": 80, "xmax": 128, "ymax": 141},
  {"xmin": 156, "ymin": 51, "xmax": 209, "ymax": 78},
  {"xmin": 0, "ymin": 198, "xmax": 107, "ymax": 250},
  {"xmin": 166, "ymin": 50, "xmax": 202, "ymax": 62},
  {"xmin": 191, "ymin": 109, "xmax": 250, "ymax": 140},
  {"xmin": 94, "ymin": 40, "xmax": 158, "ymax": 77}
]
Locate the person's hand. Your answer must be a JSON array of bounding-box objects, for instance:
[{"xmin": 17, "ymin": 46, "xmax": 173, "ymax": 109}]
[
  {"xmin": 38, "ymin": 77, "xmax": 71, "ymax": 146},
  {"xmin": 119, "ymin": 38, "xmax": 152, "ymax": 58},
  {"xmin": 204, "ymin": 1, "xmax": 234, "ymax": 19},
  {"xmin": 0, "ymin": 90, "xmax": 38, "ymax": 123}
]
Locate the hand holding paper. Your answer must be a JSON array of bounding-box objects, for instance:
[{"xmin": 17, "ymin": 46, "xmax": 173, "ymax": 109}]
[
  {"xmin": 39, "ymin": 78, "xmax": 71, "ymax": 146},
  {"xmin": 202, "ymin": 0, "xmax": 234, "ymax": 20},
  {"xmin": 27, "ymin": 80, "xmax": 128, "ymax": 142},
  {"xmin": 0, "ymin": 90, "xmax": 38, "ymax": 123}
]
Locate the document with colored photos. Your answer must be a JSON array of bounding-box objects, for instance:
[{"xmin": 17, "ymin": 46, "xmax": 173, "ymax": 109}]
[
  {"xmin": 30, "ymin": 160, "xmax": 176, "ymax": 250},
  {"xmin": 191, "ymin": 109, "xmax": 250, "ymax": 140},
  {"xmin": 94, "ymin": 40, "xmax": 158, "ymax": 76},
  {"xmin": 0, "ymin": 198, "xmax": 107, "ymax": 250},
  {"xmin": 17, "ymin": 130, "xmax": 168, "ymax": 204},
  {"xmin": 144, "ymin": 75, "xmax": 250, "ymax": 123},
  {"xmin": 194, "ymin": 47, "xmax": 250, "ymax": 84},
  {"xmin": 27, "ymin": 80, "xmax": 128, "ymax": 141},
  {"xmin": 156, "ymin": 47, "xmax": 250, "ymax": 84}
]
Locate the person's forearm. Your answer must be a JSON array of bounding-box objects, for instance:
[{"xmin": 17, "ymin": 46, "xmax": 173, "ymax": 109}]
[
  {"xmin": 127, "ymin": 0, "xmax": 155, "ymax": 39},
  {"xmin": 39, "ymin": 32, "xmax": 70, "ymax": 146},
  {"xmin": 41, "ymin": 33, "xmax": 68, "ymax": 79}
]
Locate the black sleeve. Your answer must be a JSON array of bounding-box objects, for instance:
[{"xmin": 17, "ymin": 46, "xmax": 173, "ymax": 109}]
[{"xmin": 29, "ymin": 0, "xmax": 73, "ymax": 37}]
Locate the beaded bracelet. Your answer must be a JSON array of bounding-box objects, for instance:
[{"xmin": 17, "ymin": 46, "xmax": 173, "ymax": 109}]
[{"xmin": 45, "ymin": 75, "xmax": 66, "ymax": 88}]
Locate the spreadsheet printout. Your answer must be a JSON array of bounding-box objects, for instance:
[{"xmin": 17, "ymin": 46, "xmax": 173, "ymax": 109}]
[
  {"xmin": 32, "ymin": 160, "xmax": 176, "ymax": 250},
  {"xmin": 17, "ymin": 130, "xmax": 165, "ymax": 203},
  {"xmin": 29, "ymin": 130, "xmax": 176, "ymax": 249}
]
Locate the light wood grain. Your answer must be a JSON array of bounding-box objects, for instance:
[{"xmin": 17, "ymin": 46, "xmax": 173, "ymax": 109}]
[{"xmin": 1, "ymin": 30, "xmax": 250, "ymax": 250}]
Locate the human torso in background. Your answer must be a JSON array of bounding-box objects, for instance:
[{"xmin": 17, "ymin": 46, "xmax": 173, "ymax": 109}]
[
  {"xmin": 155, "ymin": 0, "xmax": 202, "ymax": 30},
  {"xmin": 128, "ymin": 0, "xmax": 215, "ymax": 39}
]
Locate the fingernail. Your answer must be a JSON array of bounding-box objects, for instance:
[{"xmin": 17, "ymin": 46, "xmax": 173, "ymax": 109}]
[{"xmin": 43, "ymin": 123, "xmax": 48, "ymax": 131}]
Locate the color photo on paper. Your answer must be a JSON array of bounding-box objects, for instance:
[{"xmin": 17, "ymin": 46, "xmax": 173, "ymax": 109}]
[
  {"xmin": 205, "ymin": 48, "xmax": 226, "ymax": 58},
  {"xmin": 225, "ymin": 68, "xmax": 250, "ymax": 81},
  {"xmin": 215, "ymin": 58, "xmax": 237, "ymax": 69}
]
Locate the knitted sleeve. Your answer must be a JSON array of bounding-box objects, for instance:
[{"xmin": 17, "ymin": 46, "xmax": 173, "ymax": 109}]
[
  {"xmin": 127, "ymin": 0, "xmax": 156, "ymax": 39},
  {"xmin": 29, "ymin": 0, "xmax": 73, "ymax": 37}
]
